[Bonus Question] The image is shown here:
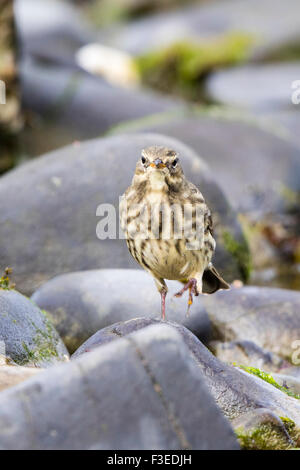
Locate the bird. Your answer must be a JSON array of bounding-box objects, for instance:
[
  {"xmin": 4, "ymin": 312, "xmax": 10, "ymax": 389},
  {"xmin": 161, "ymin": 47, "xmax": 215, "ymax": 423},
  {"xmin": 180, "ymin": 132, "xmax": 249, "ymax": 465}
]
[{"xmin": 120, "ymin": 146, "xmax": 230, "ymax": 320}]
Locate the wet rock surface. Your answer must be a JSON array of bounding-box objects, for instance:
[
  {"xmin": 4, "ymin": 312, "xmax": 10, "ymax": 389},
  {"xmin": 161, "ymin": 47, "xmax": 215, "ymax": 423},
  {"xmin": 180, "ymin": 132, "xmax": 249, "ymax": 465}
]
[
  {"xmin": 0, "ymin": 324, "xmax": 239, "ymax": 450},
  {"xmin": 0, "ymin": 288, "xmax": 69, "ymax": 367},
  {"xmin": 32, "ymin": 269, "xmax": 211, "ymax": 353},
  {"xmin": 0, "ymin": 133, "xmax": 246, "ymax": 295}
]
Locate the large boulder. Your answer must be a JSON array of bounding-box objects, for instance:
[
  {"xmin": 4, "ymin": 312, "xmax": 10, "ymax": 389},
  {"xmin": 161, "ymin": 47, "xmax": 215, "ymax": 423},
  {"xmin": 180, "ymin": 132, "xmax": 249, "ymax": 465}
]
[
  {"xmin": 0, "ymin": 288, "xmax": 69, "ymax": 367},
  {"xmin": 110, "ymin": 111, "xmax": 300, "ymax": 213},
  {"xmin": 32, "ymin": 269, "xmax": 211, "ymax": 353},
  {"xmin": 72, "ymin": 318, "xmax": 300, "ymax": 448},
  {"xmin": 0, "ymin": 133, "xmax": 247, "ymax": 294},
  {"xmin": 202, "ymin": 286, "xmax": 300, "ymax": 364},
  {"xmin": 0, "ymin": 324, "xmax": 239, "ymax": 450}
]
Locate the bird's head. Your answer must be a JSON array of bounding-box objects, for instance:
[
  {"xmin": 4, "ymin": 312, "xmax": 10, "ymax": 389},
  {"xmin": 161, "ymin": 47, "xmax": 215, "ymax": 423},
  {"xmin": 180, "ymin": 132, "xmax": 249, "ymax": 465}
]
[{"xmin": 134, "ymin": 146, "xmax": 184, "ymax": 189}]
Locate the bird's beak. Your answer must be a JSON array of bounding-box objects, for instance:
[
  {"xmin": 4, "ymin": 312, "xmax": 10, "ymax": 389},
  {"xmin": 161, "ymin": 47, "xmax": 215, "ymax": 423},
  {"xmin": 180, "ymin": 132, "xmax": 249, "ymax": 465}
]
[{"xmin": 150, "ymin": 159, "xmax": 166, "ymax": 169}]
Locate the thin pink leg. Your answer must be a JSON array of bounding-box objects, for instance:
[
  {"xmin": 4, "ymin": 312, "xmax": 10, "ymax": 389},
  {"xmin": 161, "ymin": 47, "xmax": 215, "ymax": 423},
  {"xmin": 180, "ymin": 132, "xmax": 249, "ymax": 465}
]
[{"xmin": 161, "ymin": 289, "xmax": 167, "ymax": 321}]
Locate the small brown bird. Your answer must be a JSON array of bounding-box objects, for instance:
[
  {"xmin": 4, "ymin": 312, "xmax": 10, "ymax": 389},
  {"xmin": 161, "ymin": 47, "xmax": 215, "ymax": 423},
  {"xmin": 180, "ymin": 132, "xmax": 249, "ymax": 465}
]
[{"xmin": 120, "ymin": 146, "xmax": 230, "ymax": 320}]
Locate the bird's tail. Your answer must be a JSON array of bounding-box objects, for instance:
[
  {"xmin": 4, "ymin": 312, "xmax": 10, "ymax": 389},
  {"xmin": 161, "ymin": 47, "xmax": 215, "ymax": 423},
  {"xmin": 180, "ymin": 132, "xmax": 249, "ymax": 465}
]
[{"xmin": 202, "ymin": 264, "xmax": 230, "ymax": 294}]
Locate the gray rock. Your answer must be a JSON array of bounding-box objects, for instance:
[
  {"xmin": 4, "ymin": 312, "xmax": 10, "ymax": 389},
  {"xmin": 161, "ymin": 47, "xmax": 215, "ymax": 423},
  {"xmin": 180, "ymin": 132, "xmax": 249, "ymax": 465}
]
[
  {"xmin": 15, "ymin": 0, "xmax": 91, "ymax": 62},
  {"xmin": 202, "ymin": 286, "xmax": 300, "ymax": 363},
  {"xmin": 0, "ymin": 324, "xmax": 239, "ymax": 450},
  {"xmin": 20, "ymin": 60, "xmax": 182, "ymax": 139},
  {"xmin": 256, "ymin": 110, "xmax": 300, "ymax": 150},
  {"xmin": 206, "ymin": 64, "xmax": 300, "ymax": 112},
  {"xmin": 100, "ymin": 0, "xmax": 300, "ymax": 58},
  {"xmin": 232, "ymin": 409, "xmax": 295, "ymax": 450},
  {"xmin": 0, "ymin": 133, "xmax": 246, "ymax": 294},
  {"xmin": 32, "ymin": 269, "xmax": 211, "ymax": 353},
  {"xmin": 210, "ymin": 339, "xmax": 290, "ymax": 374},
  {"xmin": 0, "ymin": 289, "xmax": 69, "ymax": 367},
  {"xmin": 71, "ymin": 317, "xmax": 300, "ymax": 446},
  {"xmin": 111, "ymin": 111, "xmax": 300, "ymax": 213}
]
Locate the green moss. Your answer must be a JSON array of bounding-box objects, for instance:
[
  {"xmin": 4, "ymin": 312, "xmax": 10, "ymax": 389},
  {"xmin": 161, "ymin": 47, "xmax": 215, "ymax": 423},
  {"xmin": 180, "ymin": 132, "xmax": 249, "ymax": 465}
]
[
  {"xmin": 0, "ymin": 267, "xmax": 15, "ymax": 290},
  {"xmin": 222, "ymin": 231, "xmax": 252, "ymax": 281},
  {"xmin": 235, "ymin": 423, "xmax": 294, "ymax": 450},
  {"xmin": 238, "ymin": 365, "xmax": 300, "ymax": 400},
  {"xmin": 135, "ymin": 32, "xmax": 254, "ymax": 101},
  {"xmin": 15, "ymin": 313, "xmax": 61, "ymax": 366},
  {"xmin": 280, "ymin": 417, "xmax": 300, "ymax": 448}
]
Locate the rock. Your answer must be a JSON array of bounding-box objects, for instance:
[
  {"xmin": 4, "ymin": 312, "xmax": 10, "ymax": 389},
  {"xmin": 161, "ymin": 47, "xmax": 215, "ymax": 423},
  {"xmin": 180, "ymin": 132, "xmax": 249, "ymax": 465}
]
[
  {"xmin": 257, "ymin": 110, "xmax": 300, "ymax": 150},
  {"xmin": 206, "ymin": 63, "xmax": 300, "ymax": 112},
  {"xmin": 20, "ymin": 59, "xmax": 183, "ymax": 140},
  {"xmin": 0, "ymin": 133, "xmax": 247, "ymax": 294},
  {"xmin": 111, "ymin": 111, "xmax": 300, "ymax": 214},
  {"xmin": 0, "ymin": 324, "xmax": 239, "ymax": 450},
  {"xmin": 15, "ymin": 0, "xmax": 91, "ymax": 62},
  {"xmin": 0, "ymin": 365, "xmax": 41, "ymax": 392},
  {"xmin": 232, "ymin": 409, "xmax": 295, "ymax": 450},
  {"xmin": 0, "ymin": 288, "xmax": 69, "ymax": 367},
  {"xmin": 210, "ymin": 339, "xmax": 290, "ymax": 374},
  {"xmin": 202, "ymin": 286, "xmax": 300, "ymax": 363},
  {"xmin": 100, "ymin": 0, "xmax": 300, "ymax": 58},
  {"xmin": 72, "ymin": 317, "xmax": 209, "ymax": 358},
  {"xmin": 32, "ymin": 269, "xmax": 211, "ymax": 353},
  {"xmin": 72, "ymin": 317, "xmax": 300, "ymax": 448}
]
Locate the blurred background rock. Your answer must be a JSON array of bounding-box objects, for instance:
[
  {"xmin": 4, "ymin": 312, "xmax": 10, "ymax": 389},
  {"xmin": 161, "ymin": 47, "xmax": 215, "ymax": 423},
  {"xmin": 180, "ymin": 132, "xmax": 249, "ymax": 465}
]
[{"xmin": 1, "ymin": 0, "xmax": 300, "ymax": 290}]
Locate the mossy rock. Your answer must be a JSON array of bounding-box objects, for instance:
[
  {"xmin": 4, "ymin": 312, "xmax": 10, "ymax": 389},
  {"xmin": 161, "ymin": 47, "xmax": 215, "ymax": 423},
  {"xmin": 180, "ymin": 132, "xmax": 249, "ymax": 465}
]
[
  {"xmin": 233, "ymin": 409, "xmax": 297, "ymax": 450},
  {"xmin": 0, "ymin": 288, "xmax": 69, "ymax": 367},
  {"xmin": 136, "ymin": 33, "xmax": 253, "ymax": 101}
]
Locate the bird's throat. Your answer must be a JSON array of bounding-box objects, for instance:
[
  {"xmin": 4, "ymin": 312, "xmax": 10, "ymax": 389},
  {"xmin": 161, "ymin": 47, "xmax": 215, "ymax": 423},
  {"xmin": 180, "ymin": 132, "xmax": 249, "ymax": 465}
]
[{"xmin": 148, "ymin": 171, "xmax": 167, "ymax": 192}]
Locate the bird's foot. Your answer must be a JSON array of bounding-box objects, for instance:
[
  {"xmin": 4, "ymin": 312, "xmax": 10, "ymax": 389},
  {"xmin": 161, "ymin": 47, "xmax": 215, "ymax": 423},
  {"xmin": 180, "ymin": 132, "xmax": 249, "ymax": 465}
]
[{"xmin": 174, "ymin": 278, "xmax": 199, "ymax": 316}]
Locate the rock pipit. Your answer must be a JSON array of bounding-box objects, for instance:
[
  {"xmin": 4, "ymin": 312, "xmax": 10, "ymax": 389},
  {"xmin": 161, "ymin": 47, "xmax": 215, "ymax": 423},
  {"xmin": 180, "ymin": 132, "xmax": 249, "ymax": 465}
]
[{"xmin": 120, "ymin": 146, "xmax": 229, "ymax": 320}]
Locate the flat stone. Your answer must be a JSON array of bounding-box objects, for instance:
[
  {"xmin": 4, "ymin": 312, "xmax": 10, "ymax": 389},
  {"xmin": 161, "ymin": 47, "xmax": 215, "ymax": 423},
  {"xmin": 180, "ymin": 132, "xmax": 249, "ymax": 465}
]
[
  {"xmin": 206, "ymin": 64, "xmax": 300, "ymax": 112},
  {"xmin": 0, "ymin": 133, "xmax": 246, "ymax": 294},
  {"xmin": 202, "ymin": 286, "xmax": 300, "ymax": 363},
  {"xmin": 0, "ymin": 289, "xmax": 69, "ymax": 367},
  {"xmin": 32, "ymin": 269, "xmax": 211, "ymax": 353},
  {"xmin": 0, "ymin": 324, "xmax": 239, "ymax": 450}
]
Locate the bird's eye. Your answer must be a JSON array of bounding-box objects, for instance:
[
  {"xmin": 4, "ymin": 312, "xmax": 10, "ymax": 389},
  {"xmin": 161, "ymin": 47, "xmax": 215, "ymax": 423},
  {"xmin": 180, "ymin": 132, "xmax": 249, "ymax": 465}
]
[
  {"xmin": 172, "ymin": 158, "xmax": 178, "ymax": 168},
  {"xmin": 141, "ymin": 156, "xmax": 146, "ymax": 165}
]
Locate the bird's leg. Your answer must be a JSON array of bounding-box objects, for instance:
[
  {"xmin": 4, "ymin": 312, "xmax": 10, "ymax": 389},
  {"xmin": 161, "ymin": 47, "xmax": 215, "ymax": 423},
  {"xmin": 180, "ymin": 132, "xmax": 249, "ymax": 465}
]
[
  {"xmin": 154, "ymin": 277, "xmax": 168, "ymax": 321},
  {"xmin": 174, "ymin": 278, "xmax": 199, "ymax": 315},
  {"xmin": 161, "ymin": 287, "xmax": 167, "ymax": 321}
]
